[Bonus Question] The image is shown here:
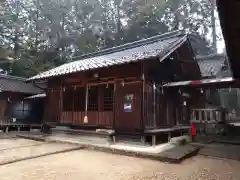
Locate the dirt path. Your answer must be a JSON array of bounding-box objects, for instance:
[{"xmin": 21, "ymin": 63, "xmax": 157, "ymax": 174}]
[{"xmin": 0, "ymin": 149, "xmax": 239, "ymax": 180}]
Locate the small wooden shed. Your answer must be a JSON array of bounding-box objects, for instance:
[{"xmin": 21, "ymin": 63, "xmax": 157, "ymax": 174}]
[
  {"xmin": 28, "ymin": 31, "xmax": 202, "ymax": 142},
  {"xmin": 0, "ymin": 74, "xmax": 44, "ymax": 131}
]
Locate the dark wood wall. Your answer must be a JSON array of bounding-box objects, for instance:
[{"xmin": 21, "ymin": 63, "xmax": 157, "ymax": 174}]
[
  {"xmin": 0, "ymin": 92, "xmax": 34, "ymax": 121},
  {"xmin": 45, "ymin": 62, "xmax": 144, "ymax": 132}
]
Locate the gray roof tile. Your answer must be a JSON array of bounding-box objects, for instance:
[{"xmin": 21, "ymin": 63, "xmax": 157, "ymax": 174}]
[
  {"xmin": 0, "ymin": 74, "xmax": 42, "ymax": 94},
  {"xmin": 197, "ymin": 54, "xmax": 226, "ymax": 77},
  {"xmin": 29, "ymin": 31, "xmax": 187, "ymax": 81}
]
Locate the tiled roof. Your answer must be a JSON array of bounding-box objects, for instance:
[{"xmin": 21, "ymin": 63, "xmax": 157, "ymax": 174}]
[
  {"xmin": 196, "ymin": 54, "xmax": 226, "ymax": 77},
  {"xmin": 28, "ymin": 31, "xmax": 187, "ymax": 81},
  {"xmin": 0, "ymin": 74, "xmax": 42, "ymax": 94}
]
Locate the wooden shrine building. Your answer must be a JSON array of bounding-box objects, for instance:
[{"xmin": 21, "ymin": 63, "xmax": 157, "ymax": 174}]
[
  {"xmin": 0, "ymin": 74, "xmax": 44, "ymax": 131},
  {"xmin": 28, "ymin": 31, "xmax": 202, "ymax": 144}
]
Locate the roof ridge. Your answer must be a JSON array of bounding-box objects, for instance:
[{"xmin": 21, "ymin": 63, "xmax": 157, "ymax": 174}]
[{"xmin": 72, "ymin": 30, "xmax": 184, "ymax": 61}]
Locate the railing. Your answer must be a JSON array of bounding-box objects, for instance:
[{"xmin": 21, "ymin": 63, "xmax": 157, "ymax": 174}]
[
  {"xmin": 191, "ymin": 108, "xmax": 227, "ymax": 135},
  {"xmin": 191, "ymin": 108, "xmax": 225, "ymax": 123},
  {"xmin": 0, "ymin": 117, "xmax": 14, "ymax": 125}
]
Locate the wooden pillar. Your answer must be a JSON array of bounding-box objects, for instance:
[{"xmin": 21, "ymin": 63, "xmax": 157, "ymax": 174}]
[
  {"xmin": 6, "ymin": 126, "xmax": 8, "ymax": 133},
  {"xmin": 141, "ymin": 73, "xmax": 145, "ymax": 131},
  {"xmin": 84, "ymin": 84, "xmax": 89, "ymax": 124},
  {"xmin": 153, "ymin": 83, "xmax": 156, "ymax": 128},
  {"xmin": 59, "ymin": 87, "xmax": 63, "ymax": 123},
  {"xmin": 199, "ymin": 110, "xmax": 202, "ymax": 123},
  {"xmin": 166, "ymin": 101, "xmax": 169, "ymax": 125},
  {"xmin": 85, "ymin": 84, "xmax": 88, "ymax": 115},
  {"xmin": 72, "ymin": 86, "xmax": 75, "ymax": 124},
  {"xmin": 113, "ymin": 82, "xmax": 116, "ymax": 130},
  {"xmin": 152, "ymin": 135, "xmax": 156, "ymax": 146}
]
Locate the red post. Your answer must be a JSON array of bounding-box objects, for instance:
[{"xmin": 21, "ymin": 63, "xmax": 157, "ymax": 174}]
[{"xmin": 191, "ymin": 123, "xmax": 197, "ymax": 141}]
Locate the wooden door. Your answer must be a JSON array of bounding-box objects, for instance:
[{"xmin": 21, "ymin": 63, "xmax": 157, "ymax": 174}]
[{"xmin": 115, "ymin": 82, "xmax": 142, "ymax": 133}]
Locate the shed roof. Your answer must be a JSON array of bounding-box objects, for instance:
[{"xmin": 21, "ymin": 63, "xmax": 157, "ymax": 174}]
[
  {"xmin": 196, "ymin": 54, "xmax": 226, "ymax": 77},
  {"xmin": 163, "ymin": 77, "xmax": 234, "ymax": 88},
  {"xmin": 28, "ymin": 31, "xmax": 188, "ymax": 81},
  {"xmin": 0, "ymin": 74, "xmax": 42, "ymax": 94}
]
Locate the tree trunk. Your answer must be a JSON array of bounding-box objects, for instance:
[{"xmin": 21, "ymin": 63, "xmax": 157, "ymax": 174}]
[{"xmin": 211, "ymin": 1, "xmax": 217, "ymax": 53}]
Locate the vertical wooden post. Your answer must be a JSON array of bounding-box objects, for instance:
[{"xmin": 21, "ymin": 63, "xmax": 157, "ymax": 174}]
[
  {"xmin": 85, "ymin": 84, "xmax": 88, "ymax": 115},
  {"xmin": 113, "ymin": 81, "xmax": 116, "ymax": 130},
  {"xmin": 176, "ymin": 95, "xmax": 180, "ymax": 126},
  {"xmin": 97, "ymin": 85, "xmax": 101, "ymax": 126},
  {"xmin": 141, "ymin": 73, "xmax": 145, "ymax": 131},
  {"xmin": 152, "ymin": 135, "xmax": 156, "ymax": 146},
  {"xmin": 153, "ymin": 83, "xmax": 156, "ymax": 128},
  {"xmin": 204, "ymin": 110, "xmax": 208, "ymax": 123},
  {"xmin": 59, "ymin": 86, "xmax": 63, "ymax": 124},
  {"xmin": 176, "ymin": 106, "xmax": 179, "ymax": 126},
  {"xmin": 84, "ymin": 84, "xmax": 89, "ymax": 124},
  {"xmin": 166, "ymin": 101, "xmax": 169, "ymax": 125},
  {"xmin": 72, "ymin": 86, "xmax": 74, "ymax": 124},
  {"xmin": 199, "ymin": 110, "xmax": 202, "ymax": 123},
  {"xmin": 210, "ymin": 110, "xmax": 213, "ymax": 121}
]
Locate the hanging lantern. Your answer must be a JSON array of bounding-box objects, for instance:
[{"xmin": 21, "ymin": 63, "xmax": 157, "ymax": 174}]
[
  {"xmin": 106, "ymin": 84, "xmax": 109, "ymax": 88},
  {"xmin": 200, "ymin": 88, "xmax": 203, "ymax": 94},
  {"xmin": 63, "ymin": 87, "xmax": 66, "ymax": 92}
]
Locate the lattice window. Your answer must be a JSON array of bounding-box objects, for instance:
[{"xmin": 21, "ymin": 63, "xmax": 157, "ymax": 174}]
[
  {"xmin": 100, "ymin": 84, "xmax": 114, "ymax": 111},
  {"xmin": 63, "ymin": 87, "xmax": 74, "ymax": 111},
  {"xmin": 73, "ymin": 87, "xmax": 86, "ymax": 111},
  {"xmin": 88, "ymin": 86, "xmax": 99, "ymax": 111}
]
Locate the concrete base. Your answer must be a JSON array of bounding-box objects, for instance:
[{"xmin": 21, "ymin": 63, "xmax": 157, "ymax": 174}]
[
  {"xmin": 199, "ymin": 143, "xmax": 240, "ymax": 160},
  {"xmin": 17, "ymin": 132, "xmax": 200, "ymax": 163}
]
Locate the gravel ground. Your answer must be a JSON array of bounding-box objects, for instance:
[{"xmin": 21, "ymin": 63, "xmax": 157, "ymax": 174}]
[
  {"xmin": 0, "ymin": 138, "xmax": 43, "ymax": 151},
  {"xmin": 0, "ymin": 150, "xmax": 239, "ymax": 180},
  {"xmin": 0, "ymin": 140, "xmax": 79, "ymax": 164}
]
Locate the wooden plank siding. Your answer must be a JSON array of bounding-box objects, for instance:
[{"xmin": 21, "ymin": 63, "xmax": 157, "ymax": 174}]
[
  {"xmin": 114, "ymin": 81, "xmax": 142, "ymax": 132},
  {"xmin": 44, "ymin": 62, "xmax": 144, "ymax": 131}
]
